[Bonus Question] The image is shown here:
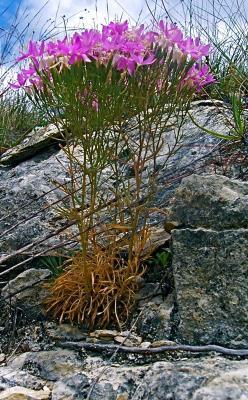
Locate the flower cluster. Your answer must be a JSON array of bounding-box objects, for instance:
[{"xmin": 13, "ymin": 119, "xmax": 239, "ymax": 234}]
[{"xmin": 11, "ymin": 20, "xmax": 215, "ymax": 92}]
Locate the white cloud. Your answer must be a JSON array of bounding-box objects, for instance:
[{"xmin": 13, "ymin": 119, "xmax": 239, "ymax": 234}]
[{"xmin": 21, "ymin": 0, "xmax": 149, "ymax": 35}]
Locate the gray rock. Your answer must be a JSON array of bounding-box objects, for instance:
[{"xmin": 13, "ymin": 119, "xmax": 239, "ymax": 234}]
[
  {"xmin": 136, "ymin": 293, "xmax": 174, "ymax": 341},
  {"xmin": 10, "ymin": 350, "xmax": 84, "ymax": 381},
  {"xmin": 192, "ymin": 367, "xmax": 248, "ymax": 399},
  {"xmin": 45, "ymin": 322, "xmax": 87, "ymax": 342},
  {"xmin": 4, "ymin": 351, "xmax": 248, "ymax": 399},
  {"xmin": 1, "ymin": 268, "xmax": 51, "ymax": 316},
  {"xmin": 0, "ymin": 355, "xmax": 5, "ymax": 364},
  {"xmin": 168, "ymin": 174, "xmax": 248, "ymax": 229},
  {"xmin": 0, "ymin": 146, "xmax": 73, "ymax": 258},
  {"xmin": 114, "ymin": 333, "xmax": 142, "ymax": 347},
  {"xmin": 171, "ymin": 228, "xmax": 248, "ymax": 346},
  {"xmin": 52, "ymin": 373, "xmax": 115, "ymax": 400},
  {"xmin": 0, "ymin": 102, "xmax": 238, "ymax": 260},
  {"xmin": 0, "ymin": 124, "xmax": 64, "ymax": 166},
  {"xmin": 0, "ymin": 366, "xmax": 47, "ymax": 391},
  {"xmin": 132, "ymin": 358, "xmax": 248, "ymax": 400}
]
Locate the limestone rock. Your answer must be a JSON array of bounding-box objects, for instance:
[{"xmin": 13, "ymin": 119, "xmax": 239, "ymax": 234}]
[
  {"xmin": 45, "ymin": 322, "xmax": 87, "ymax": 341},
  {"xmin": 114, "ymin": 333, "xmax": 142, "ymax": 347},
  {"xmin": 3, "ymin": 353, "xmax": 248, "ymax": 400},
  {"xmin": 172, "ymin": 228, "xmax": 248, "ymax": 346},
  {"xmin": 0, "ymin": 367, "xmax": 47, "ymax": 391},
  {"xmin": 140, "ymin": 342, "xmax": 151, "ymax": 349},
  {"xmin": 168, "ymin": 174, "xmax": 248, "ymax": 229},
  {"xmin": 90, "ymin": 330, "xmax": 119, "ymax": 340},
  {"xmin": 0, "ymin": 102, "xmax": 235, "ymax": 260},
  {"xmin": 0, "ymin": 386, "xmax": 50, "ymax": 400},
  {"xmin": 150, "ymin": 340, "xmax": 177, "ymax": 348},
  {"xmin": 136, "ymin": 293, "xmax": 174, "ymax": 341},
  {"xmin": 0, "ymin": 124, "xmax": 64, "ymax": 166},
  {"xmin": 192, "ymin": 367, "xmax": 248, "ymax": 399},
  {"xmin": 0, "ymin": 355, "xmax": 5, "ymax": 364},
  {"xmin": 51, "ymin": 373, "xmax": 115, "ymax": 400},
  {"xmin": 1, "ymin": 269, "xmax": 51, "ymax": 316},
  {"xmin": 132, "ymin": 358, "xmax": 248, "ymax": 400},
  {"xmin": 10, "ymin": 350, "xmax": 84, "ymax": 381},
  {"xmin": 0, "ymin": 145, "xmax": 72, "ymax": 259}
]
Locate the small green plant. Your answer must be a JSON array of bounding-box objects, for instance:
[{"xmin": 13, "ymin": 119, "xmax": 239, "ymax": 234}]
[
  {"xmin": 40, "ymin": 255, "xmax": 66, "ymax": 278},
  {"xmin": 148, "ymin": 250, "xmax": 171, "ymax": 269}
]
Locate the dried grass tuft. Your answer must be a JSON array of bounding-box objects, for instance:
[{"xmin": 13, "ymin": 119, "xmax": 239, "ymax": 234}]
[{"xmin": 44, "ymin": 229, "xmax": 150, "ymax": 329}]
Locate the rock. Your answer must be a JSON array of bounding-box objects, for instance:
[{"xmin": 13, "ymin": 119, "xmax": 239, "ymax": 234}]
[
  {"xmin": 172, "ymin": 228, "xmax": 248, "ymax": 346},
  {"xmin": 121, "ymin": 228, "xmax": 170, "ymax": 259},
  {"xmin": 192, "ymin": 367, "xmax": 248, "ymax": 400},
  {"xmin": 90, "ymin": 330, "xmax": 119, "ymax": 340},
  {"xmin": 45, "ymin": 322, "xmax": 87, "ymax": 341},
  {"xmin": 168, "ymin": 174, "xmax": 248, "ymax": 229},
  {"xmin": 0, "ymin": 355, "xmax": 5, "ymax": 364},
  {"xmin": 0, "ymin": 367, "xmax": 48, "ymax": 391},
  {"xmin": 135, "ymin": 293, "xmax": 174, "ymax": 341},
  {"xmin": 114, "ymin": 334, "xmax": 142, "ymax": 347},
  {"xmin": 0, "ymin": 386, "xmax": 50, "ymax": 400},
  {"xmin": 0, "ymin": 102, "xmax": 238, "ymax": 260},
  {"xmin": 0, "ymin": 145, "xmax": 74, "ymax": 259},
  {"xmin": 140, "ymin": 342, "xmax": 151, "ymax": 349},
  {"xmin": 52, "ymin": 373, "xmax": 115, "ymax": 400},
  {"xmin": 150, "ymin": 340, "xmax": 177, "ymax": 348},
  {"xmin": 131, "ymin": 358, "xmax": 248, "ymax": 400},
  {"xmin": 10, "ymin": 350, "xmax": 84, "ymax": 381},
  {"xmin": 1, "ymin": 269, "xmax": 52, "ymax": 316},
  {"xmin": 3, "ymin": 353, "xmax": 248, "ymax": 399},
  {"xmin": 0, "ymin": 124, "xmax": 64, "ymax": 166}
]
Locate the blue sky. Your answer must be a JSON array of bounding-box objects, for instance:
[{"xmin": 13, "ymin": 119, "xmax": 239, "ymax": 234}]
[
  {"xmin": 1, "ymin": 0, "xmax": 246, "ymax": 31},
  {"xmin": 0, "ymin": 0, "xmax": 247, "ymax": 58},
  {"xmin": 1, "ymin": 0, "xmax": 247, "ymax": 31}
]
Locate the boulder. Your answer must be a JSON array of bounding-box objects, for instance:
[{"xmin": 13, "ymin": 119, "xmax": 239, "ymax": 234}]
[
  {"xmin": 0, "ymin": 102, "xmax": 236, "ymax": 260},
  {"xmin": 132, "ymin": 358, "xmax": 248, "ymax": 400},
  {"xmin": 168, "ymin": 173, "xmax": 248, "ymax": 346},
  {"xmin": 0, "ymin": 367, "xmax": 47, "ymax": 391},
  {"xmin": 135, "ymin": 293, "xmax": 174, "ymax": 341},
  {"xmin": 1, "ymin": 269, "xmax": 52, "ymax": 316},
  {"xmin": 10, "ymin": 350, "xmax": 84, "ymax": 381},
  {"xmin": 0, "ymin": 124, "xmax": 64, "ymax": 166},
  {"xmin": 3, "ymin": 349, "xmax": 248, "ymax": 400},
  {"xmin": 168, "ymin": 174, "xmax": 248, "ymax": 229},
  {"xmin": 172, "ymin": 228, "xmax": 248, "ymax": 346},
  {"xmin": 52, "ymin": 373, "xmax": 115, "ymax": 400}
]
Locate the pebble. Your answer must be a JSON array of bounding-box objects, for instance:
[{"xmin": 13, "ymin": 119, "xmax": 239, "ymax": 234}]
[
  {"xmin": 89, "ymin": 329, "xmax": 119, "ymax": 339},
  {"xmin": 114, "ymin": 334, "xmax": 142, "ymax": 347},
  {"xmin": 0, "ymin": 353, "xmax": 6, "ymax": 363},
  {"xmin": 150, "ymin": 339, "xmax": 177, "ymax": 348},
  {"xmin": 0, "ymin": 386, "xmax": 50, "ymax": 400},
  {"xmin": 140, "ymin": 341, "xmax": 151, "ymax": 349}
]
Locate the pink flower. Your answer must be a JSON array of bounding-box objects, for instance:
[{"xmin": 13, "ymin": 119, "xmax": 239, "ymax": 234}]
[
  {"xmin": 10, "ymin": 19, "xmax": 213, "ymax": 92},
  {"xmin": 181, "ymin": 64, "xmax": 215, "ymax": 91},
  {"xmin": 179, "ymin": 38, "xmax": 211, "ymax": 60}
]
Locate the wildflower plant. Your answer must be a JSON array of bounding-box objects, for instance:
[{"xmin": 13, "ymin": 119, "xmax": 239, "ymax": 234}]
[{"xmin": 11, "ymin": 20, "xmax": 214, "ymax": 328}]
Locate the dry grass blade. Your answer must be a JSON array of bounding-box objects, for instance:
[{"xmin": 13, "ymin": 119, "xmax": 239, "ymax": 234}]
[{"xmin": 44, "ymin": 229, "xmax": 151, "ymax": 329}]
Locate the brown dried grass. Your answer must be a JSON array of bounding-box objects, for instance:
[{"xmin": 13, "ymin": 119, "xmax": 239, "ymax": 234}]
[{"xmin": 44, "ymin": 229, "xmax": 150, "ymax": 329}]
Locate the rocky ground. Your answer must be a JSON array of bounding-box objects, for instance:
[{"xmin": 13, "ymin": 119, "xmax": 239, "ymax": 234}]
[{"xmin": 0, "ymin": 100, "xmax": 247, "ymax": 399}]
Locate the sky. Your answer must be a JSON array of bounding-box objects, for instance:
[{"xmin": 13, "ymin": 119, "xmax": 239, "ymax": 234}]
[
  {"xmin": 0, "ymin": 0, "xmax": 247, "ymax": 63},
  {"xmin": 3, "ymin": 0, "xmax": 246, "ymax": 32},
  {"xmin": 1, "ymin": 0, "xmax": 247, "ymax": 34}
]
